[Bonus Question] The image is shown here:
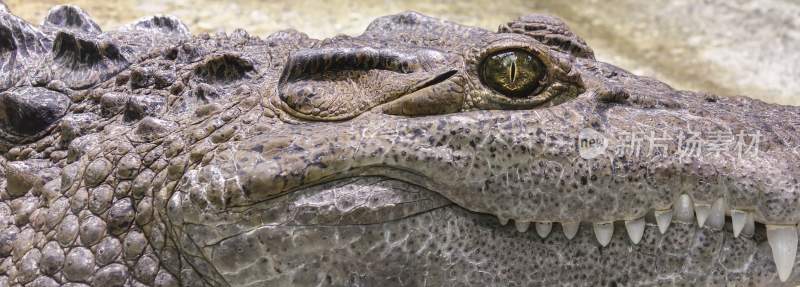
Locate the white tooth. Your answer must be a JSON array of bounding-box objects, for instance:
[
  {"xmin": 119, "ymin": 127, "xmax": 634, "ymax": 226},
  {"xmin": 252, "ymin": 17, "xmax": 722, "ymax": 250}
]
[
  {"xmin": 624, "ymin": 217, "xmax": 646, "ymax": 244},
  {"xmin": 674, "ymin": 194, "xmax": 695, "ymax": 223},
  {"xmin": 593, "ymin": 222, "xmax": 614, "ymax": 247},
  {"xmin": 515, "ymin": 221, "xmax": 530, "ymax": 232},
  {"xmin": 498, "ymin": 216, "xmax": 509, "ymax": 226},
  {"xmin": 731, "ymin": 210, "xmax": 747, "ymax": 238},
  {"xmin": 562, "ymin": 222, "xmax": 579, "ymax": 240},
  {"xmin": 706, "ymin": 198, "xmax": 726, "ymax": 230},
  {"xmin": 535, "ymin": 222, "xmax": 552, "ymax": 238},
  {"xmin": 654, "ymin": 209, "xmax": 673, "ymax": 234},
  {"xmin": 741, "ymin": 212, "xmax": 755, "ymax": 237},
  {"xmin": 694, "ymin": 203, "xmax": 711, "ymax": 227},
  {"xmin": 766, "ymin": 225, "xmax": 798, "ymax": 282}
]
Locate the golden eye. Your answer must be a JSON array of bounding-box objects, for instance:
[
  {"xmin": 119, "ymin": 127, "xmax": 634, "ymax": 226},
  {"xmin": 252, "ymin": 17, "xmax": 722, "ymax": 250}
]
[{"xmin": 480, "ymin": 49, "xmax": 545, "ymax": 98}]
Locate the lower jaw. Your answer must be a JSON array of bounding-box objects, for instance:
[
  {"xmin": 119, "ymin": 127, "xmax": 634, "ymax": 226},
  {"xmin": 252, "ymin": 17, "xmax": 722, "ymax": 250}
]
[{"xmin": 199, "ymin": 205, "xmax": 785, "ymax": 286}]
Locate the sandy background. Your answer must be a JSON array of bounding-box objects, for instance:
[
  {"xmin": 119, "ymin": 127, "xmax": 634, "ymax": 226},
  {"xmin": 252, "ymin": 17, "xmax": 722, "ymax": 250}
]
[{"xmin": 3, "ymin": 0, "xmax": 799, "ymax": 106}]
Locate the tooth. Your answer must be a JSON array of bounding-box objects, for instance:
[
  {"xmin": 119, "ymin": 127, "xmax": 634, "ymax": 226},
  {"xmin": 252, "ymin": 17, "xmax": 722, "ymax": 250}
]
[
  {"xmin": 593, "ymin": 222, "xmax": 614, "ymax": 247},
  {"xmin": 741, "ymin": 212, "xmax": 755, "ymax": 237},
  {"xmin": 498, "ymin": 216, "xmax": 509, "ymax": 226},
  {"xmin": 515, "ymin": 221, "xmax": 530, "ymax": 232},
  {"xmin": 562, "ymin": 222, "xmax": 579, "ymax": 240},
  {"xmin": 766, "ymin": 225, "xmax": 798, "ymax": 282},
  {"xmin": 535, "ymin": 222, "xmax": 552, "ymax": 238},
  {"xmin": 624, "ymin": 217, "xmax": 645, "ymax": 244},
  {"xmin": 674, "ymin": 194, "xmax": 694, "ymax": 223},
  {"xmin": 706, "ymin": 198, "xmax": 726, "ymax": 230},
  {"xmin": 731, "ymin": 210, "xmax": 747, "ymax": 238},
  {"xmin": 654, "ymin": 209, "xmax": 673, "ymax": 234},
  {"xmin": 694, "ymin": 203, "xmax": 711, "ymax": 227}
]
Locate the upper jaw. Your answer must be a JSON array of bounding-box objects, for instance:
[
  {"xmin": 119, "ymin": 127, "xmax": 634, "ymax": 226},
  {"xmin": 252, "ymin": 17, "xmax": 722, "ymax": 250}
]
[{"xmin": 246, "ymin": 88, "xmax": 800, "ymax": 225}]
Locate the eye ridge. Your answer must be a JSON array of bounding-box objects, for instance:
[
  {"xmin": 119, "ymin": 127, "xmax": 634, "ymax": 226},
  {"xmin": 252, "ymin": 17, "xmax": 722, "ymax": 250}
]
[{"xmin": 480, "ymin": 49, "xmax": 546, "ymax": 98}]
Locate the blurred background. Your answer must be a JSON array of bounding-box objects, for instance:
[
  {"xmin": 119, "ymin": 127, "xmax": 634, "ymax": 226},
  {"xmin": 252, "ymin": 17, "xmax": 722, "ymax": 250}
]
[{"xmin": 4, "ymin": 0, "xmax": 799, "ymax": 106}]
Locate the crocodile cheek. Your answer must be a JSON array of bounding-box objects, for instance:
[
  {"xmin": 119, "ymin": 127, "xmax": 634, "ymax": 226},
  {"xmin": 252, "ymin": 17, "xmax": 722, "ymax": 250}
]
[{"xmin": 166, "ymin": 177, "xmax": 453, "ymax": 285}]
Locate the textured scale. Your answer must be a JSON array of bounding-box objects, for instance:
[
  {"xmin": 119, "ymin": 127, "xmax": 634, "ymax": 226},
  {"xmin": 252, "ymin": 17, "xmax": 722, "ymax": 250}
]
[{"xmin": 0, "ymin": 3, "xmax": 799, "ymax": 287}]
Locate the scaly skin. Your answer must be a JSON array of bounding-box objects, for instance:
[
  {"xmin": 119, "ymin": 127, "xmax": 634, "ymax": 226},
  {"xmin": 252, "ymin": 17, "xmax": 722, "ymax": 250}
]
[{"xmin": 0, "ymin": 4, "xmax": 799, "ymax": 287}]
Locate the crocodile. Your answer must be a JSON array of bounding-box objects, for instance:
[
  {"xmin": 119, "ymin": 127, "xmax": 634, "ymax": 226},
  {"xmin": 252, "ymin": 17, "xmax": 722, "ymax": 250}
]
[{"xmin": 0, "ymin": 4, "xmax": 799, "ymax": 286}]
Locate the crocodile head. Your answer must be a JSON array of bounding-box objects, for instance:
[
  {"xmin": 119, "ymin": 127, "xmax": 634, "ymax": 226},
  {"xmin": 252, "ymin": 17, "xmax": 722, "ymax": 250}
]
[{"xmin": 1, "ymin": 5, "xmax": 799, "ymax": 287}]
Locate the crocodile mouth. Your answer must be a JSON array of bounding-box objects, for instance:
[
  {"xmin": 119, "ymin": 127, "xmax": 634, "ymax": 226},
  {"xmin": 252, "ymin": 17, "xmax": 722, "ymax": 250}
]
[
  {"xmin": 226, "ymin": 109, "xmax": 800, "ymax": 282},
  {"xmin": 280, "ymin": 165, "xmax": 774, "ymax": 237},
  {"xmin": 298, "ymin": 171, "xmax": 799, "ymax": 282},
  {"xmin": 177, "ymin": 173, "xmax": 793, "ymax": 285}
]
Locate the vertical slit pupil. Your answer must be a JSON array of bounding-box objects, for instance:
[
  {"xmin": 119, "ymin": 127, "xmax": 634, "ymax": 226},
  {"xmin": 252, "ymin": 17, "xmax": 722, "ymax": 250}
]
[{"xmin": 510, "ymin": 60, "xmax": 516, "ymax": 84}]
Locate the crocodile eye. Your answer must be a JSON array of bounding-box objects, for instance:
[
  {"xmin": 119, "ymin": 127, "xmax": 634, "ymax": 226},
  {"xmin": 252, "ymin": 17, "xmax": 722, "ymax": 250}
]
[{"xmin": 480, "ymin": 49, "xmax": 545, "ymax": 98}]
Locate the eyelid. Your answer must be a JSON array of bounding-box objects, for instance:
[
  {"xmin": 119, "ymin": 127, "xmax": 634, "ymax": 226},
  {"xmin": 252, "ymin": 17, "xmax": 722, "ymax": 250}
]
[{"xmin": 282, "ymin": 47, "xmax": 420, "ymax": 82}]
